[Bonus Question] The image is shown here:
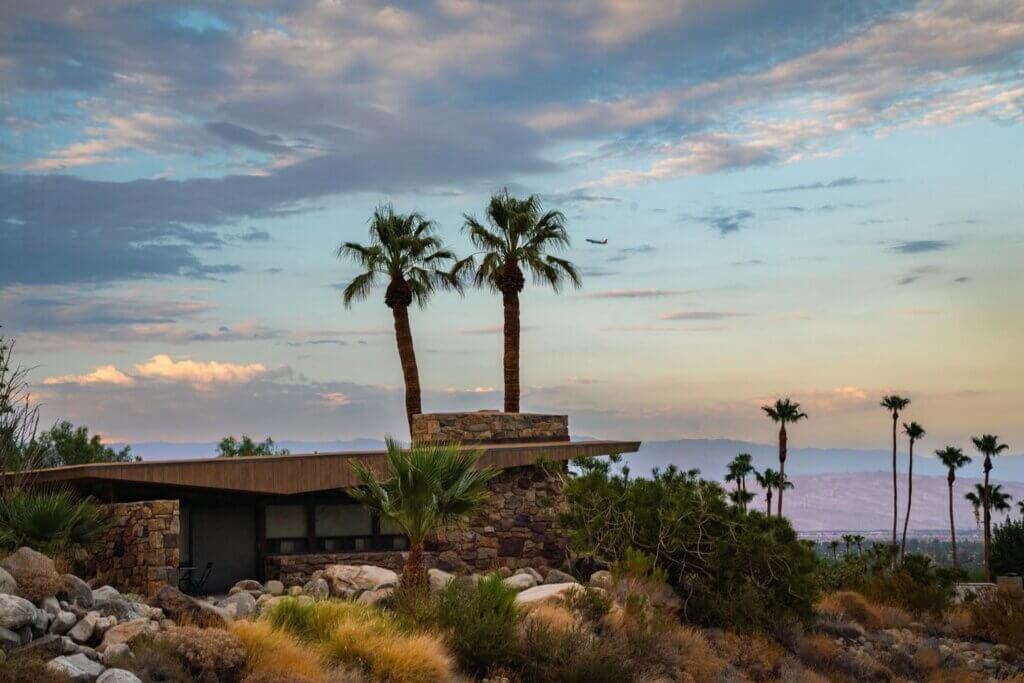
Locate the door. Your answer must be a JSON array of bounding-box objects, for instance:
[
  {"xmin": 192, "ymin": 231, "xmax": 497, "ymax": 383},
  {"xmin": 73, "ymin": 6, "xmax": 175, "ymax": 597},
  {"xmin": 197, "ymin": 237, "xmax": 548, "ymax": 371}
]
[{"xmin": 190, "ymin": 504, "xmax": 257, "ymax": 594}]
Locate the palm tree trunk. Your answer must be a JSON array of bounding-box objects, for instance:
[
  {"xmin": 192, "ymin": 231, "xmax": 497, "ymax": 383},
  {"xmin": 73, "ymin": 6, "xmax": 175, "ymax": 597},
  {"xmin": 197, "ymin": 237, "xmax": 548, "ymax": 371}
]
[
  {"xmin": 983, "ymin": 458, "xmax": 992, "ymax": 583},
  {"xmin": 401, "ymin": 542, "xmax": 429, "ymax": 594},
  {"xmin": 777, "ymin": 424, "xmax": 787, "ymax": 517},
  {"xmin": 901, "ymin": 438, "xmax": 914, "ymax": 560},
  {"xmin": 766, "ymin": 490, "xmax": 772, "ymax": 517},
  {"xmin": 948, "ymin": 472, "xmax": 958, "ymax": 570},
  {"xmin": 391, "ymin": 305, "xmax": 422, "ymax": 436},
  {"xmin": 892, "ymin": 414, "xmax": 898, "ymax": 546},
  {"xmin": 502, "ymin": 288, "xmax": 521, "ymax": 413}
]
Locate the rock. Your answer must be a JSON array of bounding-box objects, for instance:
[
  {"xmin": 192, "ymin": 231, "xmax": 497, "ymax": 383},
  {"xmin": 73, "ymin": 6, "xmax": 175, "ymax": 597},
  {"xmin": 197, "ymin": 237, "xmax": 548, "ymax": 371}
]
[
  {"xmin": 357, "ymin": 586, "xmax": 394, "ymax": 605},
  {"xmin": 61, "ymin": 574, "xmax": 94, "ymax": 608},
  {"xmin": 68, "ymin": 612, "xmax": 99, "ymax": 644},
  {"xmin": 17, "ymin": 624, "xmax": 31, "ymax": 644},
  {"xmin": 31, "ymin": 603, "xmax": 51, "ymax": 633},
  {"xmin": 217, "ymin": 591, "xmax": 256, "ymax": 620},
  {"xmin": 98, "ymin": 619, "xmax": 152, "ymax": 653},
  {"xmin": 0, "ymin": 626, "xmax": 20, "ymax": 652},
  {"xmin": 91, "ymin": 586, "xmax": 120, "ymax": 602},
  {"xmin": 496, "ymin": 566, "xmax": 513, "ymax": 579},
  {"xmin": 100, "ymin": 642, "xmax": 131, "ymax": 666},
  {"xmin": 0, "ymin": 592, "xmax": 38, "ymax": 630},
  {"xmin": 149, "ymin": 585, "xmax": 231, "ymax": 627},
  {"xmin": 543, "ymin": 569, "xmax": 577, "ymax": 585},
  {"xmin": 515, "ymin": 567, "xmax": 544, "ymax": 583},
  {"xmin": 264, "ymin": 580, "xmax": 284, "ymax": 596},
  {"xmin": 503, "ymin": 574, "xmax": 538, "ymax": 591},
  {"xmin": 52, "ymin": 611, "xmax": 78, "ymax": 635},
  {"xmin": 0, "ymin": 567, "xmax": 18, "ymax": 595},
  {"xmin": 428, "ymin": 568, "xmax": 454, "ymax": 592},
  {"xmin": 41, "ymin": 595, "xmax": 62, "ymax": 616},
  {"xmin": 47, "ymin": 652, "xmax": 106, "ymax": 682},
  {"xmin": 288, "ymin": 586, "xmax": 303, "ymax": 596},
  {"xmin": 589, "ymin": 570, "xmax": 614, "ymax": 591},
  {"xmin": 322, "ymin": 564, "xmax": 399, "ymax": 597},
  {"xmin": 93, "ymin": 598, "xmax": 137, "ymax": 621},
  {"xmin": 515, "ymin": 583, "xmax": 589, "ymax": 606},
  {"xmin": 302, "ymin": 578, "xmax": 329, "ymax": 600},
  {"xmin": 0, "ymin": 547, "xmax": 57, "ymax": 583},
  {"xmin": 234, "ymin": 579, "xmax": 263, "ymax": 592},
  {"xmin": 97, "ymin": 669, "xmax": 142, "ymax": 683}
]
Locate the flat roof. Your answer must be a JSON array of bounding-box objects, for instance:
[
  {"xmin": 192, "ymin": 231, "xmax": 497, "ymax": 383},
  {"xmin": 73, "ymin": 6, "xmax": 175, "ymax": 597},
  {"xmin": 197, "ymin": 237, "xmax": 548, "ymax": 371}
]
[{"xmin": 9, "ymin": 440, "xmax": 640, "ymax": 496}]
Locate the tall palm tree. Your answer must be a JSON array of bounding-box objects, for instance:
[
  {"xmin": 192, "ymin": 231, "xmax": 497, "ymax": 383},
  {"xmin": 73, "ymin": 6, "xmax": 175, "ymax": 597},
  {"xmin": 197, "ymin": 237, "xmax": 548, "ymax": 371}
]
[
  {"xmin": 828, "ymin": 539, "xmax": 840, "ymax": 560},
  {"xmin": 880, "ymin": 395, "xmax": 911, "ymax": 545},
  {"xmin": 900, "ymin": 421, "xmax": 926, "ymax": 559},
  {"xmin": 462, "ymin": 190, "xmax": 580, "ymax": 413},
  {"xmin": 935, "ymin": 446, "xmax": 972, "ymax": 569},
  {"xmin": 841, "ymin": 534, "xmax": 855, "ymax": 555},
  {"xmin": 348, "ymin": 438, "xmax": 498, "ymax": 591},
  {"xmin": 972, "ymin": 434, "xmax": 1009, "ymax": 582},
  {"xmin": 338, "ymin": 206, "xmax": 460, "ymax": 434},
  {"xmin": 754, "ymin": 468, "xmax": 776, "ymax": 517},
  {"xmin": 725, "ymin": 453, "xmax": 755, "ymax": 512},
  {"xmin": 852, "ymin": 534, "xmax": 865, "ymax": 554},
  {"xmin": 761, "ymin": 398, "xmax": 807, "ymax": 517}
]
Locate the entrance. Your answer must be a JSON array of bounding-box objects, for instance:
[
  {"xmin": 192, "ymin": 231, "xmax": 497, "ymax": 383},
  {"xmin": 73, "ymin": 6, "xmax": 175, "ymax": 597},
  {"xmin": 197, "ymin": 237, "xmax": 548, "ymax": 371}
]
[{"xmin": 188, "ymin": 504, "xmax": 258, "ymax": 594}]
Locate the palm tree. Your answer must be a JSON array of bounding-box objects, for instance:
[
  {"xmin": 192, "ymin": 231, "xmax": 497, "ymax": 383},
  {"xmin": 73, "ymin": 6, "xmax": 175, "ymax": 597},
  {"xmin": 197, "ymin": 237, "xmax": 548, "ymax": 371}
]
[
  {"xmin": 965, "ymin": 489, "xmax": 983, "ymax": 528},
  {"xmin": 900, "ymin": 421, "xmax": 926, "ymax": 559},
  {"xmin": 935, "ymin": 446, "xmax": 971, "ymax": 569},
  {"xmin": 881, "ymin": 395, "xmax": 911, "ymax": 545},
  {"xmin": 754, "ymin": 468, "xmax": 777, "ymax": 516},
  {"xmin": 972, "ymin": 434, "xmax": 1009, "ymax": 582},
  {"xmin": 725, "ymin": 453, "xmax": 755, "ymax": 512},
  {"xmin": 852, "ymin": 534, "xmax": 866, "ymax": 554},
  {"xmin": 1018, "ymin": 500, "xmax": 1024, "ymax": 518},
  {"xmin": 841, "ymin": 534, "xmax": 854, "ymax": 555},
  {"xmin": 338, "ymin": 206, "xmax": 460, "ymax": 434},
  {"xmin": 348, "ymin": 438, "xmax": 498, "ymax": 591},
  {"xmin": 462, "ymin": 190, "xmax": 580, "ymax": 413},
  {"xmin": 760, "ymin": 398, "xmax": 807, "ymax": 516},
  {"xmin": 828, "ymin": 539, "xmax": 840, "ymax": 560}
]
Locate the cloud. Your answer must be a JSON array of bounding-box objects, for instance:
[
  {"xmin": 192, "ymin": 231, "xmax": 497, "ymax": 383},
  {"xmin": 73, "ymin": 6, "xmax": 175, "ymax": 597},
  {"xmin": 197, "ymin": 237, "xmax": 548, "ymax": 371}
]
[
  {"xmin": 577, "ymin": 266, "xmax": 620, "ymax": 278},
  {"xmin": 319, "ymin": 391, "xmax": 352, "ymax": 406},
  {"xmin": 891, "ymin": 240, "xmax": 953, "ymax": 254},
  {"xmin": 657, "ymin": 311, "xmax": 746, "ymax": 321},
  {"xmin": 581, "ymin": 289, "xmax": 689, "ymax": 299},
  {"xmin": 133, "ymin": 355, "xmax": 266, "ymax": 386},
  {"xmin": 759, "ymin": 177, "xmax": 894, "ymax": 193},
  {"xmin": 897, "ymin": 265, "xmax": 942, "ymax": 286},
  {"xmin": 607, "ymin": 244, "xmax": 657, "ymax": 262},
  {"xmin": 681, "ymin": 209, "xmax": 755, "ymax": 236},
  {"xmin": 733, "ymin": 259, "xmax": 765, "ymax": 267},
  {"xmin": 43, "ymin": 365, "xmax": 135, "ymax": 386},
  {"xmin": 236, "ymin": 227, "xmax": 271, "ymax": 243}
]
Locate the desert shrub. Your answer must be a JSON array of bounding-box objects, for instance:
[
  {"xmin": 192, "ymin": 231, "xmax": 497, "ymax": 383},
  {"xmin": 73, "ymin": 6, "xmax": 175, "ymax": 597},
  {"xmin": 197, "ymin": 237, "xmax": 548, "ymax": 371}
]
[
  {"xmin": 820, "ymin": 546, "xmax": 957, "ymax": 616},
  {"xmin": 0, "ymin": 650, "xmax": 70, "ymax": 683},
  {"xmin": 561, "ymin": 584, "xmax": 612, "ymax": 622},
  {"xmin": 514, "ymin": 619, "xmax": 634, "ymax": 683},
  {"xmin": 241, "ymin": 672, "xmax": 320, "ymax": 683},
  {"xmin": 232, "ymin": 619, "xmax": 327, "ymax": 683},
  {"xmin": 524, "ymin": 603, "xmax": 579, "ymax": 632},
  {"xmin": 942, "ymin": 605, "xmax": 975, "ymax": 637},
  {"xmin": 265, "ymin": 598, "xmax": 380, "ymax": 644},
  {"xmin": 387, "ymin": 580, "xmax": 438, "ymax": 631},
  {"xmin": 797, "ymin": 633, "xmax": 841, "ymax": 670},
  {"xmin": 0, "ymin": 488, "xmax": 109, "ymax": 557},
  {"xmin": 14, "ymin": 568, "xmax": 63, "ymax": 602},
  {"xmin": 713, "ymin": 631, "xmax": 785, "ymax": 682},
  {"xmin": 928, "ymin": 670, "xmax": 987, "ymax": 683},
  {"xmin": 122, "ymin": 635, "xmax": 193, "ymax": 683},
  {"xmin": 161, "ymin": 625, "xmax": 247, "ymax": 682},
  {"xmin": 817, "ymin": 591, "xmax": 911, "ymax": 630},
  {"xmin": 992, "ymin": 518, "xmax": 1024, "ymax": 577},
  {"xmin": 562, "ymin": 457, "xmax": 818, "ymax": 631},
  {"xmin": 965, "ymin": 585, "xmax": 1024, "ymax": 651},
  {"xmin": 435, "ymin": 572, "xmax": 519, "ymax": 677},
  {"xmin": 319, "ymin": 620, "xmax": 452, "ymax": 683},
  {"xmin": 669, "ymin": 626, "xmax": 728, "ymax": 681}
]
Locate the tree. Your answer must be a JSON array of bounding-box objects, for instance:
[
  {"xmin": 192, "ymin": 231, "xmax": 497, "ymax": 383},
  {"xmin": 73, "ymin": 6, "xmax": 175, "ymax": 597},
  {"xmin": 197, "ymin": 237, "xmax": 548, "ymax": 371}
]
[
  {"xmin": 828, "ymin": 540, "xmax": 840, "ymax": 560},
  {"xmin": 880, "ymin": 395, "xmax": 911, "ymax": 545},
  {"xmin": 0, "ymin": 330, "xmax": 41, "ymax": 485},
  {"xmin": 462, "ymin": 190, "xmax": 580, "ymax": 413},
  {"xmin": 754, "ymin": 468, "xmax": 789, "ymax": 517},
  {"xmin": 935, "ymin": 446, "xmax": 971, "ymax": 569},
  {"xmin": 992, "ymin": 518, "xmax": 1024, "ymax": 578},
  {"xmin": 852, "ymin": 534, "xmax": 865, "ymax": 554},
  {"xmin": 28, "ymin": 421, "xmax": 137, "ymax": 468},
  {"xmin": 348, "ymin": 438, "xmax": 497, "ymax": 592},
  {"xmin": 725, "ymin": 453, "xmax": 755, "ymax": 512},
  {"xmin": 900, "ymin": 421, "xmax": 925, "ymax": 560},
  {"xmin": 338, "ymin": 206, "xmax": 461, "ymax": 434},
  {"xmin": 841, "ymin": 534, "xmax": 854, "ymax": 554},
  {"xmin": 760, "ymin": 398, "xmax": 807, "ymax": 516},
  {"xmin": 216, "ymin": 435, "xmax": 289, "ymax": 458},
  {"xmin": 972, "ymin": 434, "xmax": 1009, "ymax": 582}
]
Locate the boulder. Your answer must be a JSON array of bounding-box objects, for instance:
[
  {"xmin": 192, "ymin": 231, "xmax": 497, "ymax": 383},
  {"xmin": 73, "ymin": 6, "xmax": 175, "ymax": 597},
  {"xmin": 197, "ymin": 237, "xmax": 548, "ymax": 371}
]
[
  {"xmin": 515, "ymin": 583, "xmax": 589, "ymax": 607},
  {"xmin": 61, "ymin": 574, "xmax": 94, "ymax": 608},
  {"xmin": 93, "ymin": 598, "xmax": 137, "ymax": 621},
  {"xmin": 428, "ymin": 568, "xmax": 454, "ymax": 592},
  {"xmin": 588, "ymin": 570, "xmax": 614, "ymax": 592},
  {"xmin": 149, "ymin": 585, "xmax": 231, "ymax": 627},
  {"xmin": 98, "ymin": 620, "xmax": 152, "ymax": 653},
  {"xmin": 233, "ymin": 579, "xmax": 263, "ymax": 593},
  {"xmin": 288, "ymin": 586, "xmax": 303, "ymax": 596},
  {"xmin": 503, "ymin": 574, "xmax": 538, "ymax": 592},
  {"xmin": 31, "ymin": 604, "xmax": 51, "ymax": 633},
  {"xmin": 302, "ymin": 578, "xmax": 329, "ymax": 600},
  {"xmin": 322, "ymin": 564, "xmax": 398, "ymax": 597},
  {"xmin": 357, "ymin": 586, "xmax": 394, "ymax": 606},
  {"xmin": 0, "ymin": 547, "xmax": 57, "ymax": 581},
  {"xmin": 264, "ymin": 580, "xmax": 284, "ymax": 596},
  {"xmin": 97, "ymin": 670, "xmax": 142, "ymax": 683},
  {"xmin": 47, "ymin": 652, "xmax": 106, "ymax": 682},
  {"xmin": 52, "ymin": 610, "xmax": 78, "ymax": 635},
  {"xmin": 41, "ymin": 595, "xmax": 62, "ymax": 616},
  {"xmin": 0, "ymin": 592, "xmax": 38, "ymax": 630},
  {"xmin": 68, "ymin": 612, "xmax": 99, "ymax": 644},
  {"xmin": 217, "ymin": 591, "xmax": 256, "ymax": 620},
  {"xmin": 0, "ymin": 626, "xmax": 20, "ymax": 652},
  {"xmin": 515, "ymin": 567, "xmax": 544, "ymax": 583},
  {"xmin": 100, "ymin": 642, "xmax": 131, "ymax": 666},
  {"xmin": 0, "ymin": 567, "xmax": 17, "ymax": 595},
  {"xmin": 543, "ymin": 569, "xmax": 577, "ymax": 585},
  {"xmin": 91, "ymin": 586, "xmax": 120, "ymax": 602}
]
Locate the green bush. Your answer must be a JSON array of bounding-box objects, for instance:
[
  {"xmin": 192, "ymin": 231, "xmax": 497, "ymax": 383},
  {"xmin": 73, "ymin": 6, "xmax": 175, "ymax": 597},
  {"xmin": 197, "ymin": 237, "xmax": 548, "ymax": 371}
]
[
  {"xmin": 0, "ymin": 487, "xmax": 109, "ymax": 556},
  {"xmin": 562, "ymin": 585, "xmax": 612, "ymax": 623},
  {"xmin": 514, "ymin": 619, "xmax": 634, "ymax": 683},
  {"xmin": 561, "ymin": 458, "xmax": 818, "ymax": 631},
  {"xmin": 435, "ymin": 573, "xmax": 519, "ymax": 677},
  {"xmin": 992, "ymin": 519, "xmax": 1024, "ymax": 578},
  {"xmin": 118, "ymin": 635, "xmax": 193, "ymax": 683}
]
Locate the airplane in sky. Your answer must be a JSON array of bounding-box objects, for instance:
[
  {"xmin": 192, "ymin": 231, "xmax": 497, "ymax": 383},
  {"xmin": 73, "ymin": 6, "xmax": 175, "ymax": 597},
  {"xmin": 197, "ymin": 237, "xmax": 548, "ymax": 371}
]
[{"xmin": 585, "ymin": 238, "xmax": 608, "ymax": 245}]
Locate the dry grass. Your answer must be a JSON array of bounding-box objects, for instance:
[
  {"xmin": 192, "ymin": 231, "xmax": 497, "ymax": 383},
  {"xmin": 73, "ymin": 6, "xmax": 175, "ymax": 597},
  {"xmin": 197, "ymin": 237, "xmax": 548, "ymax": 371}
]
[
  {"xmin": 161, "ymin": 625, "xmax": 248, "ymax": 680},
  {"xmin": 524, "ymin": 603, "xmax": 579, "ymax": 632},
  {"xmin": 242, "ymin": 672, "xmax": 321, "ymax": 683},
  {"xmin": 941, "ymin": 605, "xmax": 974, "ymax": 638},
  {"xmin": 712, "ymin": 631, "xmax": 785, "ymax": 682},
  {"xmin": 232, "ymin": 619, "xmax": 328, "ymax": 683},
  {"xmin": 669, "ymin": 626, "xmax": 727, "ymax": 681},
  {"xmin": 797, "ymin": 633, "xmax": 841, "ymax": 670},
  {"xmin": 964, "ymin": 586, "xmax": 1024, "ymax": 652},
  {"xmin": 14, "ymin": 571, "xmax": 63, "ymax": 602},
  {"xmin": 927, "ymin": 669, "xmax": 987, "ymax": 683},
  {"xmin": 320, "ymin": 622, "xmax": 452, "ymax": 683},
  {"xmin": 912, "ymin": 647, "xmax": 942, "ymax": 672},
  {"xmin": 816, "ymin": 591, "xmax": 911, "ymax": 630}
]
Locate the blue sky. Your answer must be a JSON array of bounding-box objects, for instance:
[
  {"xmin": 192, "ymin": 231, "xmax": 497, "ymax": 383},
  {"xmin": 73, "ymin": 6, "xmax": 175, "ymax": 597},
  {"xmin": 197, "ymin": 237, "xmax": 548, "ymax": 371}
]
[{"xmin": 1, "ymin": 1, "xmax": 1022, "ymax": 454}]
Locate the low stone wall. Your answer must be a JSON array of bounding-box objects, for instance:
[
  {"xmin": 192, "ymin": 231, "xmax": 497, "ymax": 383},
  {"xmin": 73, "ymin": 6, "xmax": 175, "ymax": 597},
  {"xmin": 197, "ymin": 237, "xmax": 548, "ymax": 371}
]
[
  {"xmin": 266, "ymin": 551, "xmax": 438, "ymax": 586},
  {"xmin": 78, "ymin": 500, "xmax": 180, "ymax": 596},
  {"xmin": 412, "ymin": 412, "xmax": 569, "ymax": 444}
]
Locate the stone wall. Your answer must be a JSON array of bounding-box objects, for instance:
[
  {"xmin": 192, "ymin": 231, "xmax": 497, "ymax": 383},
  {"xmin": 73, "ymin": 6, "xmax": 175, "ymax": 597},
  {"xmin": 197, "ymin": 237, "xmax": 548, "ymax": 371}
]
[
  {"xmin": 266, "ymin": 551, "xmax": 438, "ymax": 586},
  {"xmin": 78, "ymin": 500, "xmax": 180, "ymax": 596},
  {"xmin": 411, "ymin": 411, "xmax": 569, "ymax": 444}
]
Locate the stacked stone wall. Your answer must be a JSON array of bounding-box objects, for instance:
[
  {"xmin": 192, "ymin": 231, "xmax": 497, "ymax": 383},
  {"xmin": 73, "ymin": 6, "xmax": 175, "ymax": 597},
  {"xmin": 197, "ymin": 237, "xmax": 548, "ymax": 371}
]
[
  {"xmin": 265, "ymin": 551, "xmax": 438, "ymax": 586},
  {"xmin": 411, "ymin": 412, "xmax": 569, "ymax": 444}
]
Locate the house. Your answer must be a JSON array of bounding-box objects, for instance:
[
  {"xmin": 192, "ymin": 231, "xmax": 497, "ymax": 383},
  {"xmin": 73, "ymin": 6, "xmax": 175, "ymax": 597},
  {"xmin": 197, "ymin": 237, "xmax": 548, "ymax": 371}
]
[{"xmin": 11, "ymin": 412, "xmax": 639, "ymax": 595}]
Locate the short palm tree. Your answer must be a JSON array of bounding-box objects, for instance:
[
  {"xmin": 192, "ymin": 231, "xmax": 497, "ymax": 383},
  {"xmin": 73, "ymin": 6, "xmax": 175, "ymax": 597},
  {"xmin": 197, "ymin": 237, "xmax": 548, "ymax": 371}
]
[
  {"xmin": 972, "ymin": 434, "xmax": 1009, "ymax": 582},
  {"xmin": 935, "ymin": 446, "xmax": 971, "ymax": 569},
  {"xmin": 828, "ymin": 539, "xmax": 840, "ymax": 560},
  {"xmin": 761, "ymin": 398, "xmax": 807, "ymax": 516},
  {"xmin": 900, "ymin": 421, "xmax": 926, "ymax": 559},
  {"xmin": 852, "ymin": 534, "xmax": 865, "ymax": 554},
  {"xmin": 348, "ymin": 438, "xmax": 498, "ymax": 591},
  {"xmin": 881, "ymin": 395, "xmax": 911, "ymax": 545},
  {"xmin": 754, "ymin": 468, "xmax": 790, "ymax": 517},
  {"xmin": 725, "ymin": 453, "xmax": 755, "ymax": 512},
  {"xmin": 965, "ymin": 489, "xmax": 983, "ymax": 528},
  {"xmin": 462, "ymin": 190, "xmax": 580, "ymax": 413},
  {"xmin": 841, "ymin": 534, "xmax": 855, "ymax": 554},
  {"xmin": 338, "ymin": 206, "xmax": 460, "ymax": 434}
]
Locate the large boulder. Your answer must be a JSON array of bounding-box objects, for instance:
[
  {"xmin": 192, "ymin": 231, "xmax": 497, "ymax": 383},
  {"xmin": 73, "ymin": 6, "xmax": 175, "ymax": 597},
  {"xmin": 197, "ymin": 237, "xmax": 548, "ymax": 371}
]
[
  {"xmin": 321, "ymin": 565, "xmax": 398, "ymax": 597},
  {"xmin": 93, "ymin": 598, "xmax": 137, "ymax": 622},
  {"xmin": 503, "ymin": 573, "xmax": 538, "ymax": 592},
  {"xmin": 68, "ymin": 612, "xmax": 99, "ymax": 644},
  {"xmin": 97, "ymin": 670, "xmax": 142, "ymax": 683},
  {"xmin": 588, "ymin": 570, "xmax": 614, "ymax": 592},
  {"xmin": 61, "ymin": 574, "xmax": 95, "ymax": 608},
  {"xmin": 47, "ymin": 652, "xmax": 106, "ymax": 682},
  {"xmin": 428, "ymin": 568, "xmax": 454, "ymax": 592},
  {"xmin": 51, "ymin": 611, "xmax": 78, "ymax": 635},
  {"xmin": 544, "ymin": 569, "xmax": 577, "ymax": 585},
  {"xmin": 98, "ymin": 619, "xmax": 153, "ymax": 653},
  {"xmin": 0, "ymin": 547, "xmax": 61, "ymax": 600},
  {"xmin": 357, "ymin": 586, "xmax": 394, "ymax": 606},
  {"xmin": 0, "ymin": 592, "xmax": 38, "ymax": 630},
  {"xmin": 91, "ymin": 586, "xmax": 120, "ymax": 602},
  {"xmin": 149, "ymin": 585, "xmax": 231, "ymax": 627},
  {"xmin": 0, "ymin": 567, "xmax": 17, "ymax": 595},
  {"xmin": 0, "ymin": 626, "xmax": 20, "ymax": 652},
  {"xmin": 301, "ymin": 578, "xmax": 329, "ymax": 600},
  {"xmin": 217, "ymin": 590, "xmax": 256, "ymax": 620},
  {"xmin": 264, "ymin": 580, "xmax": 285, "ymax": 596},
  {"xmin": 515, "ymin": 583, "xmax": 591, "ymax": 607}
]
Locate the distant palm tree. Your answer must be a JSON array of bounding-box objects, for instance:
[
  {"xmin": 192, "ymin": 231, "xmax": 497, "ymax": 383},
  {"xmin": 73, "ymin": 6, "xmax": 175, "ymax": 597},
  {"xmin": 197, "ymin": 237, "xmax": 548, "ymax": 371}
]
[
  {"xmin": 828, "ymin": 539, "xmax": 840, "ymax": 560},
  {"xmin": 338, "ymin": 206, "xmax": 460, "ymax": 434},
  {"xmin": 462, "ymin": 190, "xmax": 580, "ymax": 413},
  {"xmin": 936, "ymin": 446, "xmax": 972, "ymax": 569},
  {"xmin": 965, "ymin": 489, "xmax": 983, "ymax": 528},
  {"xmin": 754, "ymin": 468, "xmax": 782, "ymax": 517},
  {"xmin": 725, "ymin": 453, "xmax": 755, "ymax": 512},
  {"xmin": 841, "ymin": 534, "xmax": 854, "ymax": 554},
  {"xmin": 348, "ymin": 438, "xmax": 498, "ymax": 591},
  {"xmin": 900, "ymin": 421, "xmax": 926, "ymax": 560},
  {"xmin": 1018, "ymin": 500, "xmax": 1024, "ymax": 518},
  {"xmin": 852, "ymin": 534, "xmax": 865, "ymax": 554},
  {"xmin": 881, "ymin": 395, "xmax": 911, "ymax": 545},
  {"xmin": 761, "ymin": 398, "xmax": 807, "ymax": 517},
  {"xmin": 972, "ymin": 434, "xmax": 1009, "ymax": 582}
]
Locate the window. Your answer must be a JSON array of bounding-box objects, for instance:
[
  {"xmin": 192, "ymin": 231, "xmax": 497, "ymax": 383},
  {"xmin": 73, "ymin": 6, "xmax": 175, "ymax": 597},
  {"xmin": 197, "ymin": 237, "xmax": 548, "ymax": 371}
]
[
  {"xmin": 315, "ymin": 504, "xmax": 373, "ymax": 551},
  {"xmin": 379, "ymin": 515, "xmax": 409, "ymax": 550},
  {"xmin": 266, "ymin": 505, "xmax": 308, "ymax": 554}
]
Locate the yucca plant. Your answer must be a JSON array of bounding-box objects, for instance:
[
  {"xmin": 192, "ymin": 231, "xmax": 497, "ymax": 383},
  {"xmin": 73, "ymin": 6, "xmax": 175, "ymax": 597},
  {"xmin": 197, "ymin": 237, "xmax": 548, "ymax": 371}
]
[{"xmin": 0, "ymin": 487, "xmax": 109, "ymax": 556}]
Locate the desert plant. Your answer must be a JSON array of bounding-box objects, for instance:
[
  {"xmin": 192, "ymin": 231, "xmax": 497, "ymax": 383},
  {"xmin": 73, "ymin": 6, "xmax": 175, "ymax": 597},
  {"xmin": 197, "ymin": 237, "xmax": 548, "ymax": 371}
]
[
  {"xmin": 319, "ymin": 618, "xmax": 452, "ymax": 683},
  {"xmin": 29, "ymin": 420, "xmax": 137, "ymax": 467},
  {"xmin": 973, "ymin": 433, "xmax": 1010, "ymax": 582},
  {"xmin": 232, "ymin": 619, "xmax": 328, "ymax": 683},
  {"xmin": 761, "ymin": 398, "xmax": 807, "ymax": 516},
  {"xmin": 881, "ymin": 395, "xmax": 911, "ymax": 545},
  {"xmin": 0, "ymin": 330, "xmax": 41, "ymax": 484},
  {"xmin": 161, "ymin": 625, "xmax": 247, "ymax": 682},
  {"xmin": 435, "ymin": 572, "xmax": 519, "ymax": 676},
  {"xmin": 725, "ymin": 453, "xmax": 755, "ymax": 512},
  {"xmin": 264, "ymin": 598, "xmax": 381, "ymax": 644},
  {"xmin": 514, "ymin": 619, "xmax": 634, "ymax": 683},
  {"xmin": 965, "ymin": 585, "xmax": 1024, "ymax": 652},
  {"xmin": 936, "ymin": 445, "xmax": 972, "ymax": 568},
  {"xmin": 0, "ymin": 487, "xmax": 109, "ymax": 557},
  {"xmin": 562, "ymin": 584, "xmax": 612, "ymax": 622},
  {"xmin": 753, "ymin": 467, "xmax": 789, "ymax": 517},
  {"xmin": 900, "ymin": 421, "xmax": 926, "ymax": 559},
  {"xmin": 0, "ymin": 650, "xmax": 70, "ymax": 683},
  {"xmin": 348, "ymin": 438, "xmax": 497, "ymax": 592},
  {"xmin": 992, "ymin": 518, "xmax": 1024, "ymax": 577},
  {"xmin": 118, "ymin": 635, "xmax": 193, "ymax": 683},
  {"xmin": 338, "ymin": 205, "xmax": 461, "ymax": 433},
  {"xmin": 461, "ymin": 190, "xmax": 580, "ymax": 413}
]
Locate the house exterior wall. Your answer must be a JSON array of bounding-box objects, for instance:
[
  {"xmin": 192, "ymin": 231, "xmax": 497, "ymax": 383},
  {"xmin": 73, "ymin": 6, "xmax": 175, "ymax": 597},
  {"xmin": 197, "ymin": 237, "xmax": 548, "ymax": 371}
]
[
  {"xmin": 411, "ymin": 412, "xmax": 569, "ymax": 444},
  {"xmin": 79, "ymin": 500, "xmax": 180, "ymax": 596}
]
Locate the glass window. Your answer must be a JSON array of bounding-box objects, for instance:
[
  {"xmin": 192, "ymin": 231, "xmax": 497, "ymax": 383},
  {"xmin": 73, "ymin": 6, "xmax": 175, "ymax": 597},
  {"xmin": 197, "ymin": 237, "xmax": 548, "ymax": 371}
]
[
  {"xmin": 379, "ymin": 515, "xmax": 405, "ymax": 536},
  {"xmin": 315, "ymin": 505, "xmax": 372, "ymax": 537},
  {"xmin": 266, "ymin": 505, "xmax": 307, "ymax": 539}
]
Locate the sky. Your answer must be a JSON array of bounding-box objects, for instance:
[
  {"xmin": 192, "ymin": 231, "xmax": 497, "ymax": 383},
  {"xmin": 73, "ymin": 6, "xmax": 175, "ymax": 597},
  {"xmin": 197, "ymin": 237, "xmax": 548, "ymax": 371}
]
[{"xmin": 1, "ymin": 0, "xmax": 1023, "ymax": 456}]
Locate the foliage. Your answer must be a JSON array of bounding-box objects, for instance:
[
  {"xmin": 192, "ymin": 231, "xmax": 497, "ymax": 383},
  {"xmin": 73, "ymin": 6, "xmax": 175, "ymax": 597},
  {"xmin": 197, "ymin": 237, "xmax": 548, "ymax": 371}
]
[
  {"xmin": 118, "ymin": 635, "xmax": 193, "ymax": 683},
  {"xmin": 264, "ymin": 598, "xmax": 380, "ymax": 644},
  {"xmin": 0, "ymin": 487, "xmax": 109, "ymax": 557},
  {"xmin": 965, "ymin": 586, "xmax": 1024, "ymax": 652},
  {"xmin": 561, "ymin": 584, "xmax": 613, "ymax": 622},
  {"xmin": 0, "ymin": 330, "xmax": 40, "ymax": 481},
  {"xmin": 0, "ymin": 650, "xmax": 70, "ymax": 683},
  {"xmin": 435, "ymin": 573, "xmax": 519, "ymax": 677},
  {"xmin": 161, "ymin": 625, "xmax": 248, "ymax": 682},
  {"xmin": 232, "ymin": 619, "xmax": 328, "ymax": 683},
  {"xmin": 561, "ymin": 455, "xmax": 818, "ymax": 631},
  {"xmin": 29, "ymin": 420, "xmax": 137, "ymax": 467},
  {"xmin": 816, "ymin": 591, "xmax": 912, "ymax": 630},
  {"xmin": 992, "ymin": 518, "xmax": 1024, "ymax": 577},
  {"xmin": 216, "ymin": 435, "xmax": 289, "ymax": 457},
  {"xmin": 514, "ymin": 618, "xmax": 634, "ymax": 683}
]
